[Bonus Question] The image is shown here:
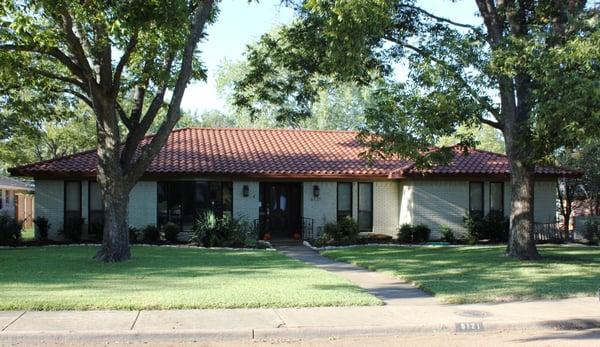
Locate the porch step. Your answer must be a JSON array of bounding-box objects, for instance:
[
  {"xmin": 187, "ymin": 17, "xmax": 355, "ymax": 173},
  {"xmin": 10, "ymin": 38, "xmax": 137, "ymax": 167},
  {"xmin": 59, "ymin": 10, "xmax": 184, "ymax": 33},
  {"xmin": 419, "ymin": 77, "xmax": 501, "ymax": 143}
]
[{"xmin": 270, "ymin": 239, "xmax": 304, "ymax": 248}]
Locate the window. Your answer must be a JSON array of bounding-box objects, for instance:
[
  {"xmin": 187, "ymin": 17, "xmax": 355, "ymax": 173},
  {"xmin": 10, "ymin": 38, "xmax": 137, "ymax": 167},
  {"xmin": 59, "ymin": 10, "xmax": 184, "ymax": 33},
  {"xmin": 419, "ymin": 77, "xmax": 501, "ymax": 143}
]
[
  {"xmin": 88, "ymin": 182, "xmax": 104, "ymax": 235},
  {"xmin": 358, "ymin": 182, "xmax": 373, "ymax": 232},
  {"xmin": 157, "ymin": 181, "xmax": 233, "ymax": 231},
  {"xmin": 5, "ymin": 190, "xmax": 9, "ymax": 205},
  {"xmin": 490, "ymin": 182, "xmax": 504, "ymax": 214},
  {"xmin": 337, "ymin": 183, "xmax": 353, "ymax": 221},
  {"xmin": 469, "ymin": 182, "xmax": 484, "ymax": 217},
  {"xmin": 64, "ymin": 181, "xmax": 82, "ymax": 224},
  {"xmin": 0, "ymin": 190, "xmax": 3, "ymax": 209}
]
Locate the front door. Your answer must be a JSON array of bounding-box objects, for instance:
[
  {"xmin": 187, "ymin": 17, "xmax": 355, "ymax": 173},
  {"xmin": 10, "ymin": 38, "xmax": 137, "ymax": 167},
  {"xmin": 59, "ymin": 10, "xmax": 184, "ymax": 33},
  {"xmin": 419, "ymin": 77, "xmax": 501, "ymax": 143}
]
[{"xmin": 259, "ymin": 183, "xmax": 301, "ymax": 239}]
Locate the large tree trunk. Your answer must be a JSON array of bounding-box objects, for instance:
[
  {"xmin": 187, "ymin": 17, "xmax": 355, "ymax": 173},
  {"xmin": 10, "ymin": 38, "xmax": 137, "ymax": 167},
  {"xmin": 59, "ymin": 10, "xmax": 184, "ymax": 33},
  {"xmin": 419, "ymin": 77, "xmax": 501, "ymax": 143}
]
[{"xmin": 505, "ymin": 147, "xmax": 540, "ymax": 260}]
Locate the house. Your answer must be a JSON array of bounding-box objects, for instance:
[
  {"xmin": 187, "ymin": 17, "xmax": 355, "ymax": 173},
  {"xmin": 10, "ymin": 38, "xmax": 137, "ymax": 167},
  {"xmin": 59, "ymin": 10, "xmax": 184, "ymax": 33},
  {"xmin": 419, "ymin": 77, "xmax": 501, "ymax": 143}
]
[
  {"xmin": 8, "ymin": 128, "xmax": 577, "ymax": 241},
  {"xmin": 0, "ymin": 176, "xmax": 34, "ymax": 227}
]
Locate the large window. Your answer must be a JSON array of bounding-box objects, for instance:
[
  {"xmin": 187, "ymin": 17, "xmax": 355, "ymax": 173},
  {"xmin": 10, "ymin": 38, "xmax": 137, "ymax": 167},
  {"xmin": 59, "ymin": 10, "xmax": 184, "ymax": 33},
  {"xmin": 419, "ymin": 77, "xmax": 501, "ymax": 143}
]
[
  {"xmin": 358, "ymin": 182, "xmax": 373, "ymax": 232},
  {"xmin": 158, "ymin": 181, "xmax": 233, "ymax": 231},
  {"xmin": 469, "ymin": 182, "xmax": 484, "ymax": 217},
  {"xmin": 0, "ymin": 190, "xmax": 3, "ymax": 209},
  {"xmin": 337, "ymin": 183, "xmax": 353, "ymax": 221},
  {"xmin": 489, "ymin": 182, "xmax": 504, "ymax": 214},
  {"xmin": 88, "ymin": 182, "xmax": 104, "ymax": 235},
  {"xmin": 64, "ymin": 181, "xmax": 82, "ymax": 223}
]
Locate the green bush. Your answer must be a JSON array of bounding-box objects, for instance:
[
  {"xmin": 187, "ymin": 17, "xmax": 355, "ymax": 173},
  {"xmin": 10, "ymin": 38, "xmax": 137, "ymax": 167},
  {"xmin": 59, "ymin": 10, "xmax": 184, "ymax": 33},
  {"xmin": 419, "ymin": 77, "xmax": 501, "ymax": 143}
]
[
  {"xmin": 192, "ymin": 211, "xmax": 258, "ymax": 248},
  {"xmin": 162, "ymin": 222, "xmax": 180, "ymax": 243},
  {"xmin": 129, "ymin": 227, "xmax": 140, "ymax": 244},
  {"xmin": 323, "ymin": 217, "xmax": 360, "ymax": 244},
  {"xmin": 439, "ymin": 225, "xmax": 456, "ymax": 243},
  {"xmin": 142, "ymin": 225, "xmax": 161, "ymax": 243},
  {"xmin": 60, "ymin": 217, "xmax": 84, "ymax": 242},
  {"xmin": 0, "ymin": 215, "xmax": 22, "ymax": 245},
  {"xmin": 397, "ymin": 224, "xmax": 430, "ymax": 243},
  {"xmin": 397, "ymin": 224, "xmax": 413, "ymax": 243},
  {"xmin": 413, "ymin": 224, "xmax": 431, "ymax": 243},
  {"xmin": 464, "ymin": 211, "xmax": 509, "ymax": 243},
  {"xmin": 360, "ymin": 233, "xmax": 393, "ymax": 244},
  {"xmin": 33, "ymin": 216, "xmax": 50, "ymax": 241},
  {"xmin": 583, "ymin": 218, "xmax": 600, "ymax": 245}
]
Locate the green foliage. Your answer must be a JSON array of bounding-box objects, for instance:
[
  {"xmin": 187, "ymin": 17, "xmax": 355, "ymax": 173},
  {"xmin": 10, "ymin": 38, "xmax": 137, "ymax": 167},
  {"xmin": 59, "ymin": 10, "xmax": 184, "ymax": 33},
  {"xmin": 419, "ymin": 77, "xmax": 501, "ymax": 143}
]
[
  {"xmin": 0, "ymin": 215, "xmax": 22, "ymax": 245},
  {"xmin": 142, "ymin": 225, "xmax": 161, "ymax": 243},
  {"xmin": 439, "ymin": 225, "xmax": 456, "ymax": 244},
  {"xmin": 464, "ymin": 211, "xmax": 509, "ymax": 244},
  {"xmin": 397, "ymin": 223, "xmax": 431, "ymax": 243},
  {"xmin": 60, "ymin": 217, "xmax": 84, "ymax": 242},
  {"xmin": 128, "ymin": 227, "xmax": 140, "ymax": 244},
  {"xmin": 33, "ymin": 216, "xmax": 50, "ymax": 241},
  {"xmin": 192, "ymin": 211, "xmax": 258, "ymax": 248},
  {"xmin": 322, "ymin": 217, "xmax": 360, "ymax": 244},
  {"xmin": 162, "ymin": 222, "xmax": 180, "ymax": 243},
  {"xmin": 583, "ymin": 218, "xmax": 600, "ymax": 245}
]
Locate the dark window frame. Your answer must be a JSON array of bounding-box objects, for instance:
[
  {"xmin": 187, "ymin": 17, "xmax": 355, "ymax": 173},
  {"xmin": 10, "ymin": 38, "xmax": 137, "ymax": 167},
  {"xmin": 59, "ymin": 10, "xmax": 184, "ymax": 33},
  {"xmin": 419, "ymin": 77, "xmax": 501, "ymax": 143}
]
[
  {"xmin": 64, "ymin": 180, "xmax": 82, "ymax": 226},
  {"xmin": 489, "ymin": 181, "xmax": 504, "ymax": 214},
  {"xmin": 88, "ymin": 181, "xmax": 104, "ymax": 235},
  {"xmin": 0, "ymin": 190, "xmax": 3, "ymax": 209},
  {"xmin": 469, "ymin": 181, "xmax": 484, "ymax": 217},
  {"xmin": 157, "ymin": 180, "xmax": 234, "ymax": 232},
  {"xmin": 357, "ymin": 182, "xmax": 373, "ymax": 232},
  {"xmin": 336, "ymin": 182, "xmax": 353, "ymax": 221}
]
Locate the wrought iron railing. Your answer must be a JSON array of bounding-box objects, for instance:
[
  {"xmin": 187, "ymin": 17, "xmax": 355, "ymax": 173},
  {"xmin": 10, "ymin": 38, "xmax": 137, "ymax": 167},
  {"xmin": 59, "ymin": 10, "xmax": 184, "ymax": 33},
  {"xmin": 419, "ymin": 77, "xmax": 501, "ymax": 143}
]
[{"xmin": 534, "ymin": 222, "xmax": 573, "ymax": 243}]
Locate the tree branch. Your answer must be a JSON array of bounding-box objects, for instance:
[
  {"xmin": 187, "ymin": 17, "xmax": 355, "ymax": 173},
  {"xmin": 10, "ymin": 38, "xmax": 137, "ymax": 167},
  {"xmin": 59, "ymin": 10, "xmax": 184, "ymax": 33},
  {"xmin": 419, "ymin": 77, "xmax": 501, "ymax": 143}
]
[
  {"xmin": 112, "ymin": 30, "xmax": 139, "ymax": 96},
  {"xmin": 26, "ymin": 67, "xmax": 86, "ymax": 88},
  {"xmin": 387, "ymin": 38, "xmax": 502, "ymax": 127},
  {"xmin": 399, "ymin": 4, "xmax": 480, "ymax": 30},
  {"xmin": 116, "ymin": 102, "xmax": 133, "ymax": 131},
  {"xmin": 57, "ymin": 7, "xmax": 96, "ymax": 82}
]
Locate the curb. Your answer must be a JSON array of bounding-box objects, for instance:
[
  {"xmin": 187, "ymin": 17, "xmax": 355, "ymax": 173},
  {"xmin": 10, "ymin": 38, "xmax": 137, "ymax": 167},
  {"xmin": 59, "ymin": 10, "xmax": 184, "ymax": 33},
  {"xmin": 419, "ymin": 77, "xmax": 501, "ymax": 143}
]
[{"xmin": 2, "ymin": 318, "xmax": 600, "ymax": 344}]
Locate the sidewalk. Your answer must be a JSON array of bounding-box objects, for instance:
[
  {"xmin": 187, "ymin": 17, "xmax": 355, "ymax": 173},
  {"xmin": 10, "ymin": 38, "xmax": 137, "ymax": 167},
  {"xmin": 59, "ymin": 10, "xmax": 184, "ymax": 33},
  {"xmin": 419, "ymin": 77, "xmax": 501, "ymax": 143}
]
[{"xmin": 1, "ymin": 297, "xmax": 599, "ymax": 344}]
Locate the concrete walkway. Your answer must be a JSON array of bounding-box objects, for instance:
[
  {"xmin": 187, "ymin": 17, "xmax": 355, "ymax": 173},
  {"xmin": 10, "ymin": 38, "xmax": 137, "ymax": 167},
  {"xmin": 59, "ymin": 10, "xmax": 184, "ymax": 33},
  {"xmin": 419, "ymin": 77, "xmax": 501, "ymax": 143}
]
[
  {"xmin": 1, "ymin": 297, "xmax": 599, "ymax": 344},
  {"xmin": 275, "ymin": 244, "xmax": 437, "ymax": 306}
]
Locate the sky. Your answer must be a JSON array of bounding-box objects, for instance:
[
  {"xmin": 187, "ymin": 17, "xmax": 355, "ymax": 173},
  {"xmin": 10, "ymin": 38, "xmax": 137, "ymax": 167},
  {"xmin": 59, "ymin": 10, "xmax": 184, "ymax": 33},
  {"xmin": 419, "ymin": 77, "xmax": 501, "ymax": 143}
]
[{"xmin": 181, "ymin": 0, "xmax": 481, "ymax": 115}]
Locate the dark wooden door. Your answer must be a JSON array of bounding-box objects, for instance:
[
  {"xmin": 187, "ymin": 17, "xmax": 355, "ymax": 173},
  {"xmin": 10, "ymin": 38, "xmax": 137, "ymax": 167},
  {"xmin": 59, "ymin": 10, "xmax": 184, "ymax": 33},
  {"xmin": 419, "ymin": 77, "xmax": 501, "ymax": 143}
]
[{"xmin": 259, "ymin": 183, "xmax": 301, "ymax": 239}]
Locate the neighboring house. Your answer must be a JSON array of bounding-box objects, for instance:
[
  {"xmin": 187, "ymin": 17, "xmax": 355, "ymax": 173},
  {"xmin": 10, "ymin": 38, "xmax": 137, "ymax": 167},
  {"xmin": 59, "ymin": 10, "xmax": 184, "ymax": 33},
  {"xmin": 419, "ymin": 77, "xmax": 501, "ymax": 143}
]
[
  {"xmin": 0, "ymin": 176, "xmax": 34, "ymax": 227},
  {"xmin": 8, "ymin": 128, "xmax": 577, "ymax": 241}
]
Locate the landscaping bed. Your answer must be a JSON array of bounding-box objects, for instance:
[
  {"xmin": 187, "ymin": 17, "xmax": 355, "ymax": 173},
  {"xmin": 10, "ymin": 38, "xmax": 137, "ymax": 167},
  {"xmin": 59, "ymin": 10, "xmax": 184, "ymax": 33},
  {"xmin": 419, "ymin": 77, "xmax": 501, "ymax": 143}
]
[
  {"xmin": 321, "ymin": 245, "xmax": 600, "ymax": 304},
  {"xmin": 0, "ymin": 246, "xmax": 381, "ymax": 310}
]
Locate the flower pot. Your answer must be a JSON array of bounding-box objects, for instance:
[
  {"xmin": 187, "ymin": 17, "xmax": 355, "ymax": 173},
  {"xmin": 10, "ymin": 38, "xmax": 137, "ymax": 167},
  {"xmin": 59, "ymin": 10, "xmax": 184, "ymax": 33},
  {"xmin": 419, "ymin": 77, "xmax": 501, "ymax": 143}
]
[
  {"xmin": 292, "ymin": 232, "xmax": 301, "ymax": 240},
  {"xmin": 263, "ymin": 233, "xmax": 272, "ymax": 241}
]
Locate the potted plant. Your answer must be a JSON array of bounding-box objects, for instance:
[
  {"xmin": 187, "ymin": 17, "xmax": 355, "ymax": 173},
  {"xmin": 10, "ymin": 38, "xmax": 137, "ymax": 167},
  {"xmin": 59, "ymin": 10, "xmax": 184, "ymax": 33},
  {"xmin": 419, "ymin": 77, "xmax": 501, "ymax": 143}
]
[
  {"xmin": 292, "ymin": 231, "xmax": 301, "ymax": 240},
  {"xmin": 262, "ymin": 232, "xmax": 272, "ymax": 241}
]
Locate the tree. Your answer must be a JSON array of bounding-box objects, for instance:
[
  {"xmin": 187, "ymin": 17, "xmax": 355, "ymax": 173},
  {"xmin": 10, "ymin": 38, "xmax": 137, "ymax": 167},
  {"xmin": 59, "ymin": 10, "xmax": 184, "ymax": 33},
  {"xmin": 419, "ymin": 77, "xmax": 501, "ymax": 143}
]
[
  {"xmin": 1, "ymin": 0, "xmax": 217, "ymax": 261},
  {"xmin": 234, "ymin": 1, "xmax": 600, "ymax": 259},
  {"xmin": 438, "ymin": 124, "xmax": 505, "ymax": 154}
]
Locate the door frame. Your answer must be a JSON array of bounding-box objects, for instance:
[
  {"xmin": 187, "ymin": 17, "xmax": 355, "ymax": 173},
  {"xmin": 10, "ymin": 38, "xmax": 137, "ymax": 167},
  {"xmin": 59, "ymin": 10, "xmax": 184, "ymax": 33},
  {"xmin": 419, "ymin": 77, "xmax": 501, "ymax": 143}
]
[{"xmin": 258, "ymin": 182, "xmax": 303, "ymax": 239}]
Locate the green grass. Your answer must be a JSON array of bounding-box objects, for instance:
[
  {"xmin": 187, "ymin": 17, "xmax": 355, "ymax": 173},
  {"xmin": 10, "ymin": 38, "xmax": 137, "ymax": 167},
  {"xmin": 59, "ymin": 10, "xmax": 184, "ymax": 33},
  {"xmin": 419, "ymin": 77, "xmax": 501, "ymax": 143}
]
[
  {"xmin": 322, "ymin": 245, "xmax": 600, "ymax": 304},
  {"xmin": 0, "ymin": 246, "xmax": 381, "ymax": 310}
]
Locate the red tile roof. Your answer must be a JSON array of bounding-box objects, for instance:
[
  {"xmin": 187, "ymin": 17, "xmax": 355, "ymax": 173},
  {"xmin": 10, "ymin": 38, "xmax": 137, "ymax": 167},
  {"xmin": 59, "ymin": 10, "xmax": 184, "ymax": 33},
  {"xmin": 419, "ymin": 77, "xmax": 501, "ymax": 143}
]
[{"xmin": 8, "ymin": 127, "xmax": 578, "ymax": 179}]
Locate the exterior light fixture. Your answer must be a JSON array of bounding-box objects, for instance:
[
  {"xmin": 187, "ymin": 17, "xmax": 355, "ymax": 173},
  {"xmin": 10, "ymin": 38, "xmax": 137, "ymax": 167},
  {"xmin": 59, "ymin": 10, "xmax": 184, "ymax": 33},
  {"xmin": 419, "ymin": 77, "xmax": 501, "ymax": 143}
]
[
  {"xmin": 313, "ymin": 185, "xmax": 320, "ymax": 198},
  {"xmin": 242, "ymin": 185, "xmax": 249, "ymax": 197}
]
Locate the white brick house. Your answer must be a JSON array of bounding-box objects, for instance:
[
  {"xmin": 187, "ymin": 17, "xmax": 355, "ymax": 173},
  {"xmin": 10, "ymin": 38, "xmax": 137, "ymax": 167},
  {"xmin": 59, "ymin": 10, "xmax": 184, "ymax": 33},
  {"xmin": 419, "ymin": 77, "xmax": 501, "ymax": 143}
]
[{"xmin": 9, "ymin": 128, "xmax": 573, "ymax": 241}]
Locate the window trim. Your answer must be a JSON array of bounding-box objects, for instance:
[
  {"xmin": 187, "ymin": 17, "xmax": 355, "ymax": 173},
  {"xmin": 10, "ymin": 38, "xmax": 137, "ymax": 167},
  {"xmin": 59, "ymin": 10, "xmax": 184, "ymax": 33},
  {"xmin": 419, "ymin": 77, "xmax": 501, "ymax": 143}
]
[
  {"xmin": 0, "ymin": 190, "xmax": 3, "ymax": 210},
  {"xmin": 336, "ymin": 182, "xmax": 353, "ymax": 221},
  {"xmin": 469, "ymin": 181, "xmax": 484, "ymax": 216},
  {"xmin": 357, "ymin": 182, "xmax": 374, "ymax": 232},
  {"xmin": 88, "ymin": 181, "xmax": 104, "ymax": 235},
  {"xmin": 489, "ymin": 181, "xmax": 504, "ymax": 214},
  {"xmin": 64, "ymin": 180, "xmax": 82, "ymax": 225}
]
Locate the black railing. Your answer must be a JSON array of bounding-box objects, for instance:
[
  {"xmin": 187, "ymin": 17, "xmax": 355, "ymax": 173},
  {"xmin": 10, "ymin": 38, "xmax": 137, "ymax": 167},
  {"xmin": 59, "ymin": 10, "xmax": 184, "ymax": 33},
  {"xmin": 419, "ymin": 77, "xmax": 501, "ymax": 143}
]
[{"xmin": 534, "ymin": 222, "xmax": 573, "ymax": 243}]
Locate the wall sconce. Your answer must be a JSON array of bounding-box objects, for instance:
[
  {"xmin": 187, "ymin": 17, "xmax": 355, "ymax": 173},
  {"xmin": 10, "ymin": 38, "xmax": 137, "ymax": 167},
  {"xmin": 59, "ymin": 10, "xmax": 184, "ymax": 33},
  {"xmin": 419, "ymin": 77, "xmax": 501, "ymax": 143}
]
[
  {"xmin": 242, "ymin": 185, "xmax": 249, "ymax": 197},
  {"xmin": 313, "ymin": 185, "xmax": 320, "ymax": 198}
]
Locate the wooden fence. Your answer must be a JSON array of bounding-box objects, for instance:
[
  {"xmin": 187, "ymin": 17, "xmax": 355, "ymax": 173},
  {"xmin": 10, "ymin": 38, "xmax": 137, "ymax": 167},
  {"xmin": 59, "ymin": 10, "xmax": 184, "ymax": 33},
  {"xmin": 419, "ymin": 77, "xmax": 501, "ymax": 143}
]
[{"xmin": 534, "ymin": 222, "xmax": 573, "ymax": 243}]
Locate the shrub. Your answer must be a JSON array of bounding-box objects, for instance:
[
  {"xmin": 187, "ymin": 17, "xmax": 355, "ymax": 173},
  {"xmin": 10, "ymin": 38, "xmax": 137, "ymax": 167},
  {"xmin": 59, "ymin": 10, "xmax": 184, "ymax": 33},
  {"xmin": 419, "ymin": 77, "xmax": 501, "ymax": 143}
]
[
  {"xmin": 60, "ymin": 217, "xmax": 84, "ymax": 242},
  {"xmin": 464, "ymin": 211, "xmax": 509, "ymax": 243},
  {"xmin": 162, "ymin": 222, "xmax": 180, "ymax": 243},
  {"xmin": 362, "ymin": 233, "xmax": 393, "ymax": 244},
  {"xmin": 583, "ymin": 218, "xmax": 600, "ymax": 245},
  {"xmin": 33, "ymin": 216, "xmax": 50, "ymax": 241},
  {"xmin": 129, "ymin": 227, "xmax": 140, "ymax": 244},
  {"xmin": 323, "ymin": 217, "xmax": 360, "ymax": 244},
  {"xmin": 142, "ymin": 225, "xmax": 161, "ymax": 243},
  {"xmin": 413, "ymin": 224, "xmax": 431, "ymax": 243},
  {"xmin": 439, "ymin": 225, "xmax": 456, "ymax": 243},
  {"xmin": 192, "ymin": 211, "xmax": 258, "ymax": 248},
  {"xmin": 397, "ymin": 224, "xmax": 414, "ymax": 243},
  {"xmin": 0, "ymin": 215, "xmax": 22, "ymax": 245}
]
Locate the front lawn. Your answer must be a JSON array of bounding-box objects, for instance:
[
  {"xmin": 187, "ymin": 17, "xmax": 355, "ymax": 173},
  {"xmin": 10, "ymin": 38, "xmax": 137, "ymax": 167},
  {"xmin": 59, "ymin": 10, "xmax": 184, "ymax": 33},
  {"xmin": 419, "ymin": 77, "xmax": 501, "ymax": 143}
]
[
  {"xmin": 0, "ymin": 246, "xmax": 380, "ymax": 310},
  {"xmin": 322, "ymin": 245, "xmax": 600, "ymax": 304}
]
